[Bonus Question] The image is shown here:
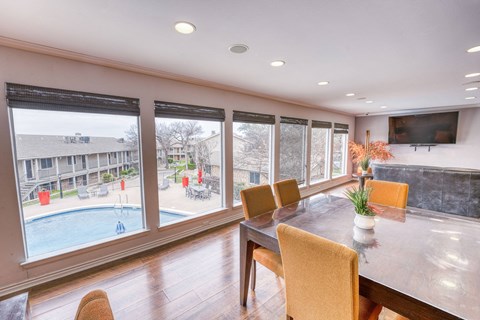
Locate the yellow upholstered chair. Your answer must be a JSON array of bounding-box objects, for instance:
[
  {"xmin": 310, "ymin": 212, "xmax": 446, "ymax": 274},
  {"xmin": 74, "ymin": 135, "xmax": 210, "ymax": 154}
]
[
  {"xmin": 74, "ymin": 289, "xmax": 114, "ymax": 320},
  {"xmin": 365, "ymin": 180, "xmax": 409, "ymax": 209},
  {"xmin": 240, "ymin": 185, "xmax": 283, "ymax": 290},
  {"xmin": 273, "ymin": 179, "xmax": 301, "ymax": 208},
  {"xmin": 277, "ymin": 223, "xmax": 382, "ymax": 320}
]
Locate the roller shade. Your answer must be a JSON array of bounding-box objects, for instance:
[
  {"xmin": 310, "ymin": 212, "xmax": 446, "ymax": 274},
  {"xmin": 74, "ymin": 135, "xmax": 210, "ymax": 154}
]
[
  {"xmin": 233, "ymin": 110, "xmax": 275, "ymax": 125},
  {"xmin": 312, "ymin": 120, "xmax": 332, "ymax": 129},
  {"xmin": 6, "ymin": 83, "xmax": 140, "ymax": 116},
  {"xmin": 280, "ymin": 116, "xmax": 308, "ymax": 126},
  {"xmin": 334, "ymin": 123, "xmax": 349, "ymax": 134},
  {"xmin": 154, "ymin": 101, "xmax": 225, "ymax": 121}
]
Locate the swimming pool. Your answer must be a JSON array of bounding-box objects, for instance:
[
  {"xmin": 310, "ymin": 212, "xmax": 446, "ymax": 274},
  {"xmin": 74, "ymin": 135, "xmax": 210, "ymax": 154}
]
[{"xmin": 25, "ymin": 207, "xmax": 186, "ymax": 257}]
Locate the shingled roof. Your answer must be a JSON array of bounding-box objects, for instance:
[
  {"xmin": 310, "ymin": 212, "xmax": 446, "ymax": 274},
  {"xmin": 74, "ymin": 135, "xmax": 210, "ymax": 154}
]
[{"xmin": 15, "ymin": 134, "xmax": 135, "ymax": 160}]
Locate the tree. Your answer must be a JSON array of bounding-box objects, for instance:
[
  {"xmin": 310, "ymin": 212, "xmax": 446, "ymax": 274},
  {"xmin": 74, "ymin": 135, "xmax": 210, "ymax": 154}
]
[
  {"xmin": 124, "ymin": 124, "xmax": 139, "ymax": 147},
  {"xmin": 155, "ymin": 122, "xmax": 174, "ymax": 169},
  {"xmin": 171, "ymin": 121, "xmax": 203, "ymax": 170},
  {"xmin": 310, "ymin": 128, "xmax": 328, "ymax": 180},
  {"xmin": 235, "ymin": 123, "xmax": 270, "ymax": 181},
  {"xmin": 195, "ymin": 139, "xmax": 216, "ymax": 173},
  {"xmin": 279, "ymin": 124, "xmax": 306, "ymax": 183}
]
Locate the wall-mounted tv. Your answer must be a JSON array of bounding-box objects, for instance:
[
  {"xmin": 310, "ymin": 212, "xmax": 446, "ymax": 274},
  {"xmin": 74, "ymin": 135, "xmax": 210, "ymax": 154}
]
[{"xmin": 388, "ymin": 111, "xmax": 459, "ymax": 144}]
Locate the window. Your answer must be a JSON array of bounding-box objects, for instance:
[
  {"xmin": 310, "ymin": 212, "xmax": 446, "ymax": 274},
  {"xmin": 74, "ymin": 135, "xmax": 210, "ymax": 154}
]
[
  {"xmin": 332, "ymin": 123, "xmax": 349, "ymax": 177},
  {"xmin": 249, "ymin": 172, "xmax": 260, "ymax": 185},
  {"xmin": 7, "ymin": 83, "xmax": 144, "ymax": 258},
  {"xmin": 279, "ymin": 116, "xmax": 308, "ymax": 185},
  {"xmin": 233, "ymin": 111, "xmax": 274, "ymax": 205},
  {"xmin": 154, "ymin": 101, "xmax": 225, "ymax": 225},
  {"xmin": 310, "ymin": 121, "xmax": 331, "ymax": 184},
  {"xmin": 40, "ymin": 158, "xmax": 53, "ymax": 169},
  {"xmin": 67, "ymin": 156, "xmax": 76, "ymax": 166}
]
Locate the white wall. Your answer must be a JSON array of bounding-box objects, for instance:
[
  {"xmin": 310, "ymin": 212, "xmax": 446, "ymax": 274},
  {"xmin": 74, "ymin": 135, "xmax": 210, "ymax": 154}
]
[
  {"xmin": 0, "ymin": 45, "xmax": 354, "ymax": 293},
  {"xmin": 355, "ymin": 108, "xmax": 480, "ymax": 169}
]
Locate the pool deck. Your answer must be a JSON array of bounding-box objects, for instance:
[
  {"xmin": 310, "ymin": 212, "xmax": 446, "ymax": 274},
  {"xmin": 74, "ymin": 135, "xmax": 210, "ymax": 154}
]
[{"xmin": 23, "ymin": 173, "xmax": 222, "ymax": 219}]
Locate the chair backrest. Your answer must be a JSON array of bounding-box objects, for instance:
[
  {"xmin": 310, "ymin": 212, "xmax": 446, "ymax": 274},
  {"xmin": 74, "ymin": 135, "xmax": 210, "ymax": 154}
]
[
  {"xmin": 277, "ymin": 223, "xmax": 359, "ymax": 320},
  {"xmin": 365, "ymin": 180, "xmax": 409, "ymax": 209},
  {"xmin": 100, "ymin": 185, "xmax": 108, "ymax": 192},
  {"xmin": 273, "ymin": 179, "xmax": 301, "ymax": 207},
  {"xmin": 74, "ymin": 289, "xmax": 114, "ymax": 320},
  {"xmin": 240, "ymin": 185, "xmax": 277, "ymax": 220}
]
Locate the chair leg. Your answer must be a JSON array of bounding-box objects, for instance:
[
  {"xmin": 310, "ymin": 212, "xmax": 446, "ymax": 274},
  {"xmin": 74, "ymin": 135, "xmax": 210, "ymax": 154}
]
[
  {"xmin": 250, "ymin": 260, "xmax": 256, "ymax": 291},
  {"xmin": 286, "ymin": 315, "xmax": 293, "ymax": 320}
]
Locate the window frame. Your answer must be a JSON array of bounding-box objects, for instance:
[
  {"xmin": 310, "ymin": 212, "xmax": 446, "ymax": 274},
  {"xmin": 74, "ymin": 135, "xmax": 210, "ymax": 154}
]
[
  {"xmin": 279, "ymin": 116, "xmax": 308, "ymax": 186},
  {"xmin": 249, "ymin": 171, "xmax": 260, "ymax": 185},
  {"xmin": 7, "ymin": 83, "xmax": 145, "ymax": 260},
  {"xmin": 40, "ymin": 158, "xmax": 53, "ymax": 169}
]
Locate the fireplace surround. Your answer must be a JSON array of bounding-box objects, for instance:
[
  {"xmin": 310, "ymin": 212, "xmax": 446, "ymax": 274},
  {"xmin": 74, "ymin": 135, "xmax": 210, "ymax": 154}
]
[{"xmin": 372, "ymin": 164, "xmax": 480, "ymax": 218}]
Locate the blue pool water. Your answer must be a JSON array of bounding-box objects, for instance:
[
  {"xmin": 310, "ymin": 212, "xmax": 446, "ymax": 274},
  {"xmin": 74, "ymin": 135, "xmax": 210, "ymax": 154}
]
[{"xmin": 25, "ymin": 207, "xmax": 186, "ymax": 257}]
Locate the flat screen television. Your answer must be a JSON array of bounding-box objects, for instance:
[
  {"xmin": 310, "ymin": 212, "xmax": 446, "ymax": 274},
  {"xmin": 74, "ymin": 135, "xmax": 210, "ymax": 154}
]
[{"xmin": 388, "ymin": 111, "xmax": 459, "ymax": 144}]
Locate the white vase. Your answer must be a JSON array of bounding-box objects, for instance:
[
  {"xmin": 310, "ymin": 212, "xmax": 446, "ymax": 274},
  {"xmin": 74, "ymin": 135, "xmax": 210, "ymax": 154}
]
[
  {"xmin": 362, "ymin": 170, "xmax": 368, "ymax": 175},
  {"xmin": 354, "ymin": 213, "xmax": 375, "ymax": 229}
]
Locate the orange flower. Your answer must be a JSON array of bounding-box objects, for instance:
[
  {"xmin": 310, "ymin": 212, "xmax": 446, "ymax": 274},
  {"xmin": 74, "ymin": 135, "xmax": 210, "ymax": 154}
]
[{"xmin": 349, "ymin": 140, "xmax": 394, "ymax": 164}]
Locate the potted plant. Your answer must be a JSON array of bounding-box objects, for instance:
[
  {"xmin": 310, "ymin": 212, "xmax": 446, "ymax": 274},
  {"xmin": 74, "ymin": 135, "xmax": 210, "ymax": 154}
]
[
  {"xmin": 359, "ymin": 156, "xmax": 370, "ymax": 175},
  {"xmin": 344, "ymin": 186, "xmax": 376, "ymax": 229},
  {"xmin": 349, "ymin": 140, "xmax": 394, "ymax": 175}
]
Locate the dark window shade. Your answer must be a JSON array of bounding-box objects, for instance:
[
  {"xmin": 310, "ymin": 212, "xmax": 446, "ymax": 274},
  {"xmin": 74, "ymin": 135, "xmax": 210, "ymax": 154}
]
[
  {"xmin": 280, "ymin": 116, "xmax": 308, "ymax": 126},
  {"xmin": 154, "ymin": 101, "xmax": 225, "ymax": 122},
  {"xmin": 312, "ymin": 120, "xmax": 332, "ymax": 129},
  {"xmin": 233, "ymin": 110, "xmax": 275, "ymax": 125},
  {"xmin": 6, "ymin": 83, "xmax": 140, "ymax": 116},
  {"xmin": 334, "ymin": 123, "xmax": 349, "ymax": 134}
]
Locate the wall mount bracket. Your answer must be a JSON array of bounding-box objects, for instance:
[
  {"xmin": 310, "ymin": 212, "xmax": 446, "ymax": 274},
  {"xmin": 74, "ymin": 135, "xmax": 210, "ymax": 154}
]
[{"xmin": 410, "ymin": 144, "xmax": 436, "ymax": 152}]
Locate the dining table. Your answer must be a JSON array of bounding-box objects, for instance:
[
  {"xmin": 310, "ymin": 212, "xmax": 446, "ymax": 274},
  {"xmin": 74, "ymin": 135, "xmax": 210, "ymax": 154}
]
[{"xmin": 239, "ymin": 193, "xmax": 480, "ymax": 320}]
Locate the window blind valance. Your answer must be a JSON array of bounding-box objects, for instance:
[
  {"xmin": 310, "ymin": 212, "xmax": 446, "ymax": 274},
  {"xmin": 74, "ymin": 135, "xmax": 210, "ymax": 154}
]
[
  {"xmin": 280, "ymin": 116, "xmax": 308, "ymax": 126},
  {"xmin": 334, "ymin": 123, "xmax": 349, "ymax": 134},
  {"xmin": 154, "ymin": 101, "xmax": 225, "ymax": 122},
  {"xmin": 233, "ymin": 110, "xmax": 275, "ymax": 125},
  {"xmin": 312, "ymin": 120, "xmax": 332, "ymax": 129},
  {"xmin": 6, "ymin": 83, "xmax": 140, "ymax": 116}
]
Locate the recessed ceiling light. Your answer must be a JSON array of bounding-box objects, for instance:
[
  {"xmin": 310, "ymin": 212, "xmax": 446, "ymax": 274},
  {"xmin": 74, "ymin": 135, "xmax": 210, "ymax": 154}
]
[
  {"xmin": 465, "ymin": 73, "xmax": 480, "ymax": 78},
  {"xmin": 465, "ymin": 87, "xmax": 478, "ymax": 91},
  {"xmin": 317, "ymin": 81, "xmax": 329, "ymax": 86},
  {"xmin": 467, "ymin": 45, "xmax": 480, "ymax": 53},
  {"xmin": 174, "ymin": 21, "xmax": 196, "ymax": 34},
  {"xmin": 380, "ymin": 106, "xmax": 388, "ymax": 109},
  {"xmin": 270, "ymin": 60, "xmax": 285, "ymax": 67},
  {"xmin": 365, "ymin": 100, "xmax": 373, "ymax": 104},
  {"xmin": 229, "ymin": 44, "xmax": 249, "ymax": 54},
  {"xmin": 346, "ymin": 93, "xmax": 355, "ymax": 97},
  {"xmin": 465, "ymin": 96, "xmax": 476, "ymax": 100}
]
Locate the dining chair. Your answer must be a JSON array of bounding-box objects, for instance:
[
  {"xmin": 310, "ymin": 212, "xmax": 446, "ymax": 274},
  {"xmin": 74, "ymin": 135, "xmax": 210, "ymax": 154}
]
[
  {"xmin": 240, "ymin": 185, "xmax": 283, "ymax": 290},
  {"xmin": 365, "ymin": 180, "xmax": 409, "ymax": 209},
  {"xmin": 277, "ymin": 223, "xmax": 383, "ymax": 320},
  {"xmin": 273, "ymin": 179, "xmax": 301, "ymax": 208},
  {"xmin": 74, "ymin": 289, "xmax": 114, "ymax": 320}
]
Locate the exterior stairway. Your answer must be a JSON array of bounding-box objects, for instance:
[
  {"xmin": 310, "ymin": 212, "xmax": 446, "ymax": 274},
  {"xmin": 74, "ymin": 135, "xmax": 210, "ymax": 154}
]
[{"xmin": 20, "ymin": 181, "xmax": 44, "ymax": 201}]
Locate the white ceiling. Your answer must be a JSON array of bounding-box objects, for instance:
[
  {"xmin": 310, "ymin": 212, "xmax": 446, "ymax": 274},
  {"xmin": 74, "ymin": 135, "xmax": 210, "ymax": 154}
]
[{"xmin": 0, "ymin": 0, "xmax": 479, "ymax": 115}]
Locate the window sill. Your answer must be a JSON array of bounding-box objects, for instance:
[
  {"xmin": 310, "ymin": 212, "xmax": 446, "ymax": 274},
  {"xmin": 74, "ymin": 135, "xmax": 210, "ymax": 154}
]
[
  {"xmin": 157, "ymin": 207, "xmax": 232, "ymax": 231},
  {"xmin": 21, "ymin": 229, "xmax": 150, "ymax": 269}
]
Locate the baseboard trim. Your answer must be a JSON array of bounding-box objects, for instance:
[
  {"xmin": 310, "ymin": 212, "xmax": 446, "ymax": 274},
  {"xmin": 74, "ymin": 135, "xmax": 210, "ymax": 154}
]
[{"xmin": 0, "ymin": 212, "xmax": 244, "ymax": 297}]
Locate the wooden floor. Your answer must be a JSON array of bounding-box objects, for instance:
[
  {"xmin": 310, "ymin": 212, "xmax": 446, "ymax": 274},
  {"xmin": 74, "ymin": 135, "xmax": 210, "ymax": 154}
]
[{"xmin": 28, "ymin": 182, "xmax": 397, "ymax": 319}]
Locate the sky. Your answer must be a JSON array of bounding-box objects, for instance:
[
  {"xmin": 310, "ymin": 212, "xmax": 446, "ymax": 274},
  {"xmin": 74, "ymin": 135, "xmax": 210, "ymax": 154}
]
[{"xmin": 11, "ymin": 109, "xmax": 222, "ymax": 139}]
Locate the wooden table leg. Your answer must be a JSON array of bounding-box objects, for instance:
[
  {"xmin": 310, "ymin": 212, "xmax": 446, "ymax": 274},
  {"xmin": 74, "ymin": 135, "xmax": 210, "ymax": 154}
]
[{"xmin": 240, "ymin": 224, "xmax": 254, "ymax": 306}]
